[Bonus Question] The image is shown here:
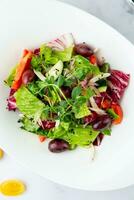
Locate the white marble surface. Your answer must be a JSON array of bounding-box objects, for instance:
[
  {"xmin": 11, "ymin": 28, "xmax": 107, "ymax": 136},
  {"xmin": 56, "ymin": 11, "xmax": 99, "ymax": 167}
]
[
  {"xmin": 0, "ymin": 0, "xmax": 134, "ymax": 199},
  {"xmin": 60, "ymin": 0, "xmax": 134, "ymax": 44}
]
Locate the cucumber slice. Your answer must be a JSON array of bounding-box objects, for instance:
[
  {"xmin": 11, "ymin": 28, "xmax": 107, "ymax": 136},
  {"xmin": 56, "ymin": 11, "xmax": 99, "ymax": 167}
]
[{"xmin": 98, "ymin": 86, "xmax": 107, "ymax": 92}]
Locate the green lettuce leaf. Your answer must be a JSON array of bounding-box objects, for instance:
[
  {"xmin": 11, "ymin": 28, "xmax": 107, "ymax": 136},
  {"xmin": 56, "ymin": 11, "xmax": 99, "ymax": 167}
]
[
  {"xmin": 53, "ymin": 46, "xmax": 73, "ymax": 62},
  {"xmin": 5, "ymin": 65, "xmax": 17, "ymax": 87},
  {"xmin": 14, "ymin": 86, "xmax": 45, "ymax": 120},
  {"xmin": 73, "ymin": 55, "xmax": 100, "ymax": 80},
  {"xmin": 40, "ymin": 45, "xmax": 73, "ymax": 64},
  {"xmin": 102, "ymin": 128, "xmax": 111, "ymax": 136},
  {"xmin": 74, "ymin": 102, "xmax": 91, "ymax": 119},
  {"xmin": 107, "ymin": 108, "xmax": 119, "ymax": 120},
  {"xmin": 69, "ymin": 126, "xmax": 99, "ymax": 146},
  {"xmin": 20, "ymin": 117, "xmax": 40, "ymax": 133},
  {"xmin": 40, "ymin": 45, "xmax": 58, "ymax": 65},
  {"xmin": 72, "ymin": 96, "xmax": 91, "ymax": 118}
]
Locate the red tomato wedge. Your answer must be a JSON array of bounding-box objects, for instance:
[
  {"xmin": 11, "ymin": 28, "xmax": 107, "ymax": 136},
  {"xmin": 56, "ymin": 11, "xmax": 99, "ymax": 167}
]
[
  {"xmin": 89, "ymin": 54, "xmax": 97, "ymax": 65},
  {"xmin": 101, "ymin": 99, "xmax": 111, "ymax": 109},
  {"xmin": 111, "ymin": 103, "xmax": 123, "ymax": 125},
  {"xmin": 11, "ymin": 50, "xmax": 33, "ymax": 90},
  {"xmin": 38, "ymin": 136, "xmax": 46, "ymax": 143}
]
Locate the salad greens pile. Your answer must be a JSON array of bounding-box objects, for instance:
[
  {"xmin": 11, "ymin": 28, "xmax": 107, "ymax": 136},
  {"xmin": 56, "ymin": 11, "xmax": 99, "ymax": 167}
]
[{"xmin": 5, "ymin": 33, "xmax": 130, "ymax": 153}]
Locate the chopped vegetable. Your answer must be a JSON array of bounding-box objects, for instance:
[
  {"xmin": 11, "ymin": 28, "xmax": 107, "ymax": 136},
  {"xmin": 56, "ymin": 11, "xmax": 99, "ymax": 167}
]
[
  {"xmin": 5, "ymin": 33, "xmax": 130, "ymax": 154},
  {"xmin": 108, "ymin": 69, "xmax": 130, "ymax": 102},
  {"xmin": 14, "ymin": 86, "xmax": 45, "ymax": 120},
  {"xmin": 111, "ymin": 103, "xmax": 123, "ymax": 124},
  {"xmin": 46, "ymin": 60, "xmax": 63, "ymax": 80},
  {"xmin": 89, "ymin": 54, "xmax": 97, "ymax": 65},
  {"xmin": 38, "ymin": 135, "xmax": 46, "ymax": 142},
  {"xmin": 11, "ymin": 50, "xmax": 33, "ymax": 90}
]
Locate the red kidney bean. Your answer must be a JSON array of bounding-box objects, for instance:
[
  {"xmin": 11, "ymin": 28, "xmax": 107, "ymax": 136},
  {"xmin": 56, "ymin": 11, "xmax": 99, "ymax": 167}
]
[
  {"xmin": 74, "ymin": 43, "xmax": 93, "ymax": 57},
  {"xmin": 61, "ymin": 86, "xmax": 71, "ymax": 98},
  {"xmin": 92, "ymin": 115, "xmax": 112, "ymax": 130},
  {"xmin": 83, "ymin": 112, "xmax": 98, "ymax": 124},
  {"xmin": 48, "ymin": 139, "xmax": 69, "ymax": 153},
  {"xmin": 22, "ymin": 69, "xmax": 35, "ymax": 84}
]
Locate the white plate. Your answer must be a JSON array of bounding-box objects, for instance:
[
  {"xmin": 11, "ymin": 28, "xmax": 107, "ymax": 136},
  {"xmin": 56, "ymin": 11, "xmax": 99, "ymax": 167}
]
[{"xmin": 0, "ymin": 0, "xmax": 134, "ymax": 191}]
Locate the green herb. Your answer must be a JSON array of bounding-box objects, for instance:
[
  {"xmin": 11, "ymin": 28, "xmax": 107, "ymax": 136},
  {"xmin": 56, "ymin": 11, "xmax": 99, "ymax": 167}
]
[
  {"xmin": 71, "ymin": 86, "xmax": 82, "ymax": 99},
  {"xmin": 107, "ymin": 108, "xmax": 119, "ymax": 120},
  {"xmin": 31, "ymin": 55, "xmax": 43, "ymax": 72},
  {"xmin": 102, "ymin": 128, "xmax": 111, "ymax": 136},
  {"xmin": 73, "ymin": 55, "xmax": 100, "ymax": 80},
  {"xmin": 56, "ymin": 75, "xmax": 65, "ymax": 87},
  {"xmin": 100, "ymin": 63, "xmax": 110, "ymax": 73},
  {"xmin": 85, "ymin": 88, "xmax": 95, "ymax": 99}
]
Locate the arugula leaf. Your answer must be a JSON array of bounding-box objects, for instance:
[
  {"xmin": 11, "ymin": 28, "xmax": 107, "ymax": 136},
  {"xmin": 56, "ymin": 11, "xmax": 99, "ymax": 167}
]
[
  {"xmin": 73, "ymin": 55, "xmax": 100, "ymax": 80},
  {"xmin": 31, "ymin": 55, "xmax": 44, "ymax": 72},
  {"xmin": 107, "ymin": 108, "xmax": 119, "ymax": 120},
  {"xmin": 100, "ymin": 63, "xmax": 110, "ymax": 73},
  {"xmin": 56, "ymin": 75, "xmax": 65, "ymax": 87},
  {"xmin": 64, "ymin": 78, "xmax": 74, "ymax": 87},
  {"xmin": 27, "ymin": 81, "xmax": 47, "ymax": 97},
  {"xmin": 14, "ymin": 86, "xmax": 45, "ymax": 120},
  {"xmin": 69, "ymin": 126, "xmax": 99, "ymax": 146},
  {"xmin": 5, "ymin": 65, "xmax": 17, "ymax": 87},
  {"xmin": 102, "ymin": 128, "xmax": 111, "ymax": 136},
  {"xmin": 85, "ymin": 88, "xmax": 95, "ymax": 99},
  {"xmin": 71, "ymin": 86, "xmax": 82, "ymax": 99}
]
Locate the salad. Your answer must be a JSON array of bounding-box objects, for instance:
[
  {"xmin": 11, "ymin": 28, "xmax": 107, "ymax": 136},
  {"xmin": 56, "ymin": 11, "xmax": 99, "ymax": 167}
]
[{"xmin": 5, "ymin": 33, "xmax": 130, "ymax": 153}]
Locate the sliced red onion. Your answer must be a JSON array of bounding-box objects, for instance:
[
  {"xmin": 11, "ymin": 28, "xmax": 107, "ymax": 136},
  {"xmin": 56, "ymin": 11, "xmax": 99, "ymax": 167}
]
[
  {"xmin": 107, "ymin": 69, "xmax": 130, "ymax": 102},
  {"xmin": 33, "ymin": 48, "xmax": 40, "ymax": 55},
  {"xmin": 93, "ymin": 133, "xmax": 104, "ymax": 146},
  {"xmin": 7, "ymin": 89, "xmax": 17, "ymax": 111},
  {"xmin": 89, "ymin": 96, "xmax": 106, "ymax": 115},
  {"xmin": 39, "ymin": 120, "xmax": 56, "ymax": 130},
  {"xmin": 47, "ymin": 33, "xmax": 74, "ymax": 51}
]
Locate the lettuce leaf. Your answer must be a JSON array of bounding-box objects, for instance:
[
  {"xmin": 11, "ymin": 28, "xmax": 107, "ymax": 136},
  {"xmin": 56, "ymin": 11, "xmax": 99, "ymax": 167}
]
[
  {"xmin": 5, "ymin": 65, "xmax": 17, "ymax": 87},
  {"xmin": 53, "ymin": 46, "xmax": 73, "ymax": 62},
  {"xmin": 72, "ymin": 96, "xmax": 91, "ymax": 118},
  {"xmin": 69, "ymin": 126, "xmax": 99, "ymax": 146},
  {"xmin": 14, "ymin": 86, "xmax": 45, "ymax": 120},
  {"xmin": 20, "ymin": 117, "xmax": 40, "ymax": 132},
  {"xmin": 73, "ymin": 55, "xmax": 100, "ymax": 80},
  {"xmin": 40, "ymin": 45, "xmax": 73, "ymax": 64}
]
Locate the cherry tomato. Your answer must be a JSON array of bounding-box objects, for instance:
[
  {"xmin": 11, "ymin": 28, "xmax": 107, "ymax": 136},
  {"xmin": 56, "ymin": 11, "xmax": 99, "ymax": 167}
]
[{"xmin": 111, "ymin": 103, "xmax": 123, "ymax": 124}]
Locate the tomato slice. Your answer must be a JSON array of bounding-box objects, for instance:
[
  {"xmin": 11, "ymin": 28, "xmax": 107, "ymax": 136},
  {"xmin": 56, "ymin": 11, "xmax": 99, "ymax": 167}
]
[
  {"xmin": 89, "ymin": 54, "xmax": 97, "ymax": 65},
  {"xmin": 111, "ymin": 103, "xmax": 123, "ymax": 124},
  {"xmin": 101, "ymin": 99, "xmax": 111, "ymax": 109},
  {"xmin": 38, "ymin": 136, "xmax": 46, "ymax": 143}
]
